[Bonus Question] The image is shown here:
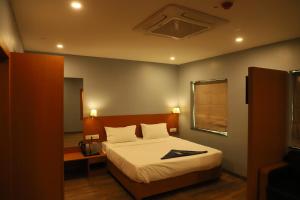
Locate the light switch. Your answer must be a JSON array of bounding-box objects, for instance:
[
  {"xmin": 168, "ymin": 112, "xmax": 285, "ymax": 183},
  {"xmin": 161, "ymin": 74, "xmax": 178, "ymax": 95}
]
[
  {"xmin": 170, "ymin": 128, "xmax": 177, "ymax": 133},
  {"xmin": 85, "ymin": 134, "xmax": 99, "ymax": 140}
]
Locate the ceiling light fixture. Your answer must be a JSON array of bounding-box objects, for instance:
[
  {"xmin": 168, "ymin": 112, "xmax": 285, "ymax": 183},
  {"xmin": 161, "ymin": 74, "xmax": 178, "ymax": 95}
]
[
  {"xmin": 70, "ymin": 1, "xmax": 82, "ymax": 10},
  {"xmin": 56, "ymin": 44, "xmax": 64, "ymax": 49},
  {"xmin": 235, "ymin": 37, "xmax": 244, "ymax": 43},
  {"xmin": 170, "ymin": 56, "xmax": 175, "ymax": 61}
]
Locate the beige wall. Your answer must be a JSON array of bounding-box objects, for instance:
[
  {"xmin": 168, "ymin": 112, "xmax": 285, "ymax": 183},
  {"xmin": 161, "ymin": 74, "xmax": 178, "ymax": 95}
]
[
  {"xmin": 178, "ymin": 38, "xmax": 300, "ymax": 177},
  {"xmin": 0, "ymin": 0, "xmax": 23, "ymax": 52},
  {"xmin": 64, "ymin": 55, "xmax": 179, "ymax": 117},
  {"xmin": 47, "ymin": 38, "xmax": 300, "ymax": 177}
]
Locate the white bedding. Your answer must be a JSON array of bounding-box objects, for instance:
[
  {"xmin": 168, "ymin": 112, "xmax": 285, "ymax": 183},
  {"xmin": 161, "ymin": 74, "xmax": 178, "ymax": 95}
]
[{"xmin": 103, "ymin": 136, "xmax": 222, "ymax": 183}]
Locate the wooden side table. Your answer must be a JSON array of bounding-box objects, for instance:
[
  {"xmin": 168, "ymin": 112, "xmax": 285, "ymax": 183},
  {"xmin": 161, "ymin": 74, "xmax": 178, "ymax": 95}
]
[
  {"xmin": 87, "ymin": 154, "xmax": 107, "ymax": 176},
  {"xmin": 64, "ymin": 151, "xmax": 107, "ymax": 179}
]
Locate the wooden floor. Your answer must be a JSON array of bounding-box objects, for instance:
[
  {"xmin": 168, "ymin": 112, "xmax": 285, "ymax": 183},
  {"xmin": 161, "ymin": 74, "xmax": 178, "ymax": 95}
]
[{"xmin": 64, "ymin": 172, "xmax": 246, "ymax": 200}]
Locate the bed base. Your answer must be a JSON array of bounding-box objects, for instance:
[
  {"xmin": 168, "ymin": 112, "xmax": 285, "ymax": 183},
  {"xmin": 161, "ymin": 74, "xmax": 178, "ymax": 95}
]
[{"xmin": 107, "ymin": 160, "xmax": 222, "ymax": 200}]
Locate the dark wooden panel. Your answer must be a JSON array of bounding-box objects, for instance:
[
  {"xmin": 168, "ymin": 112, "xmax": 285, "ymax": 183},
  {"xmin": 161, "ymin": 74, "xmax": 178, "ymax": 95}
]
[
  {"xmin": 247, "ymin": 67, "xmax": 288, "ymax": 200},
  {"xmin": 10, "ymin": 53, "xmax": 64, "ymax": 200},
  {"xmin": 84, "ymin": 113, "xmax": 179, "ymax": 142},
  {"xmin": 0, "ymin": 58, "xmax": 11, "ymax": 200}
]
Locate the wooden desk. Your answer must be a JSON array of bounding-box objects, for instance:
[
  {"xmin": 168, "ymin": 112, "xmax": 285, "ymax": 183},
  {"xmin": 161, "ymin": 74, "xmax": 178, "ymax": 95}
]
[
  {"xmin": 64, "ymin": 151, "xmax": 106, "ymax": 179},
  {"xmin": 64, "ymin": 152, "xmax": 105, "ymax": 162}
]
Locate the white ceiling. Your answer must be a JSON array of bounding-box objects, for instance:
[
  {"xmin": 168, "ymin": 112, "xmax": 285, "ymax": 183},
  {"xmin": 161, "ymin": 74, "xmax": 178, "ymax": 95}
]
[{"xmin": 11, "ymin": 0, "xmax": 300, "ymax": 64}]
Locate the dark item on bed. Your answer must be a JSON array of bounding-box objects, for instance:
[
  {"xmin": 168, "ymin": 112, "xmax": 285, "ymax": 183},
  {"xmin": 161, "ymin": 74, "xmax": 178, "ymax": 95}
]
[
  {"xmin": 107, "ymin": 159, "xmax": 221, "ymax": 200},
  {"xmin": 161, "ymin": 149, "xmax": 208, "ymax": 160}
]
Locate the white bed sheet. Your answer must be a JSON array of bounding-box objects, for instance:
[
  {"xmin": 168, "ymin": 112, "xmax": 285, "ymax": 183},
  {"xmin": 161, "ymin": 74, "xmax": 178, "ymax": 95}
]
[{"xmin": 103, "ymin": 136, "xmax": 222, "ymax": 183}]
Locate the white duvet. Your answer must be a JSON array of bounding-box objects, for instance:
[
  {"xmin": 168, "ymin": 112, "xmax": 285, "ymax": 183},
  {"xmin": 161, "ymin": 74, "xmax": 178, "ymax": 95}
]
[{"xmin": 103, "ymin": 136, "xmax": 222, "ymax": 183}]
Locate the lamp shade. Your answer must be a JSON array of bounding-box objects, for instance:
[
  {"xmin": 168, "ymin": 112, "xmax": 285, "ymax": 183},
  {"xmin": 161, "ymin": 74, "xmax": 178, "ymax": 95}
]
[
  {"xmin": 90, "ymin": 109, "xmax": 98, "ymax": 117},
  {"xmin": 172, "ymin": 107, "xmax": 181, "ymax": 114}
]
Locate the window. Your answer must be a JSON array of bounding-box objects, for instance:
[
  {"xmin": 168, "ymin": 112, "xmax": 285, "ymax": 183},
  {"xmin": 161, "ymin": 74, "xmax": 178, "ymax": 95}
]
[
  {"xmin": 291, "ymin": 72, "xmax": 300, "ymax": 148},
  {"xmin": 191, "ymin": 79, "xmax": 228, "ymax": 136}
]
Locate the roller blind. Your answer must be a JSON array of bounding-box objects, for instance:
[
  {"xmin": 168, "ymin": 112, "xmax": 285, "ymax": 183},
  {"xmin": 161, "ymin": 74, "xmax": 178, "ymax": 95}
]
[{"xmin": 193, "ymin": 80, "xmax": 228, "ymax": 133}]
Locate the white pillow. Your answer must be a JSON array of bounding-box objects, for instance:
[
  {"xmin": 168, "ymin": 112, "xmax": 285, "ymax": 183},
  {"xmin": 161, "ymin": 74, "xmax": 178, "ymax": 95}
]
[
  {"xmin": 105, "ymin": 125, "xmax": 137, "ymax": 143},
  {"xmin": 141, "ymin": 123, "xmax": 169, "ymax": 139}
]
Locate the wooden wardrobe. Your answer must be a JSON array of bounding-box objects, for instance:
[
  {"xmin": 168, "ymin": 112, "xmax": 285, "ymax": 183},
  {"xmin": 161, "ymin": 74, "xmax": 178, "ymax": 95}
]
[
  {"xmin": 247, "ymin": 67, "xmax": 289, "ymax": 200},
  {"xmin": 0, "ymin": 51, "xmax": 64, "ymax": 200}
]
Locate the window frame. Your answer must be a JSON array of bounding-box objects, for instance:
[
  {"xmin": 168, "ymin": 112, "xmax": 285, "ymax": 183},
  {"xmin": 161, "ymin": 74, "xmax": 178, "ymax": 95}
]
[
  {"xmin": 290, "ymin": 70, "xmax": 300, "ymax": 148},
  {"xmin": 190, "ymin": 79, "xmax": 228, "ymax": 136}
]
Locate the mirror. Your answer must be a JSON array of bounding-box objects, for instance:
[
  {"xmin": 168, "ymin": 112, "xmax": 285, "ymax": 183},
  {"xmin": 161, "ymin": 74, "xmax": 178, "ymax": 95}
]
[{"xmin": 64, "ymin": 78, "xmax": 84, "ymax": 148}]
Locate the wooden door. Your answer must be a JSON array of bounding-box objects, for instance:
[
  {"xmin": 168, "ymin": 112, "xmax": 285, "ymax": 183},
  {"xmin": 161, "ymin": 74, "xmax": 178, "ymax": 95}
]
[
  {"xmin": 0, "ymin": 53, "xmax": 11, "ymax": 200},
  {"xmin": 247, "ymin": 67, "xmax": 288, "ymax": 200},
  {"xmin": 10, "ymin": 53, "xmax": 64, "ymax": 200}
]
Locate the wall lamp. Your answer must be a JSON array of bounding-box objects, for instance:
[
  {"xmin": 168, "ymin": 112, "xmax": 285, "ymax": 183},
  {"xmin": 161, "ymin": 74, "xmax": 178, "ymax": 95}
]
[
  {"xmin": 172, "ymin": 107, "xmax": 181, "ymax": 114},
  {"xmin": 90, "ymin": 109, "xmax": 98, "ymax": 118}
]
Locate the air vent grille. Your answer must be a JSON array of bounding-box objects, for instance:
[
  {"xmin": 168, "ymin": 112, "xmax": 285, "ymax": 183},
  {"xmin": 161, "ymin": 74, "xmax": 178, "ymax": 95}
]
[
  {"xmin": 152, "ymin": 18, "xmax": 209, "ymax": 38},
  {"xmin": 134, "ymin": 4, "xmax": 228, "ymax": 39}
]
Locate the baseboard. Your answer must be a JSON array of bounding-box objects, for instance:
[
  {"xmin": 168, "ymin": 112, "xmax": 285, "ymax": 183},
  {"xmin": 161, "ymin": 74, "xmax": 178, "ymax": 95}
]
[{"xmin": 222, "ymin": 169, "xmax": 247, "ymax": 181}]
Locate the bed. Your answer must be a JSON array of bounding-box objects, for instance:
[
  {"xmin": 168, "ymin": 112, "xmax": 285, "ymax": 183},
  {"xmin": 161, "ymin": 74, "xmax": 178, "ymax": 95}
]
[{"xmin": 103, "ymin": 136, "xmax": 222, "ymax": 199}]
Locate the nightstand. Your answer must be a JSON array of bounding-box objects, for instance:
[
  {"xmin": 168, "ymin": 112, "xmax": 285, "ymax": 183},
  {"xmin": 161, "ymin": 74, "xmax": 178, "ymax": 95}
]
[
  {"xmin": 87, "ymin": 153, "xmax": 107, "ymax": 176},
  {"xmin": 64, "ymin": 151, "xmax": 107, "ymax": 179}
]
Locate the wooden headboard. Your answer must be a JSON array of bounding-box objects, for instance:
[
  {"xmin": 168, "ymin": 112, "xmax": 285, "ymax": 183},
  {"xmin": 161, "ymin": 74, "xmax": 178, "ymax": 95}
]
[{"xmin": 83, "ymin": 113, "xmax": 179, "ymax": 142}]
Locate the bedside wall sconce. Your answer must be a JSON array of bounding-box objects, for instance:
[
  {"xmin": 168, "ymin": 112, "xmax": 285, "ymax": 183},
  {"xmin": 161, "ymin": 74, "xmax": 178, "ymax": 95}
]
[
  {"xmin": 90, "ymin": 109, "xmax": 98, "ymax": 118},
  {"xmin": 172, "ymin": 107, "xmax": 181, "ymax": 114}
]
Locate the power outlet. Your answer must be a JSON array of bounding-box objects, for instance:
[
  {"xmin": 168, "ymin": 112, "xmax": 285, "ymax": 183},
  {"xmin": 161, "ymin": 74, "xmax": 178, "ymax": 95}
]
[
  {"xmin": 170, "ymin": 128, "xmax": 177, "ymax": 133},
  {"xmin": 85, "ymin": 134, "xmax": 99, "ymax": 140}
]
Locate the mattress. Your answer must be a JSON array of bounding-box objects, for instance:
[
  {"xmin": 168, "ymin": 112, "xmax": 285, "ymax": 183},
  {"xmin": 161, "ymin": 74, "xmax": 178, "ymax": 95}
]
[{"xmin": 103, "ymin": 136, "xmax": 222, "ymax": 183}]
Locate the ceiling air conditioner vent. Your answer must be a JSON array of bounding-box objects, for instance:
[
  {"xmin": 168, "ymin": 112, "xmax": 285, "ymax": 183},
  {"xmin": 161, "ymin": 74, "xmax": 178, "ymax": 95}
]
[{"xmin": 134, "ymin": 4, "xmax": 228, "ymax": 39}]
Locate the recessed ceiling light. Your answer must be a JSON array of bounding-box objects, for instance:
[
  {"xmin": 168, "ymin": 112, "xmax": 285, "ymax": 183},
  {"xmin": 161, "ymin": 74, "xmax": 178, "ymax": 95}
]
[
  {"xmin": 70, "ymin": 1, "xmax": 82, "ymax": 10},
  {"xmin": 56, "ymin": 44, "xmax": 64, "ymax": 49},
  {"xmin": 170, "ymin": 56, "xmax": 175, "ymax": 61},
  {"xmin": 235, "ymin": 37, "xmax": 244, "ymax": 43}
]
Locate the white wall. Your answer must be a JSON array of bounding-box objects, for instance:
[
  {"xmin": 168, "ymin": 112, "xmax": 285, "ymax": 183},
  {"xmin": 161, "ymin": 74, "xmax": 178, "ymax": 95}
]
[
  {"xmin": 0, "ymin": 0, "xmax": 23, "ymax": 52},
  {"xmin": 178, "ymin": 38, "xmax": 300, "ymax": 177},
  {"xmin": 64, "ymin": 55, "xmax": 179, "ymax": 117}
]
